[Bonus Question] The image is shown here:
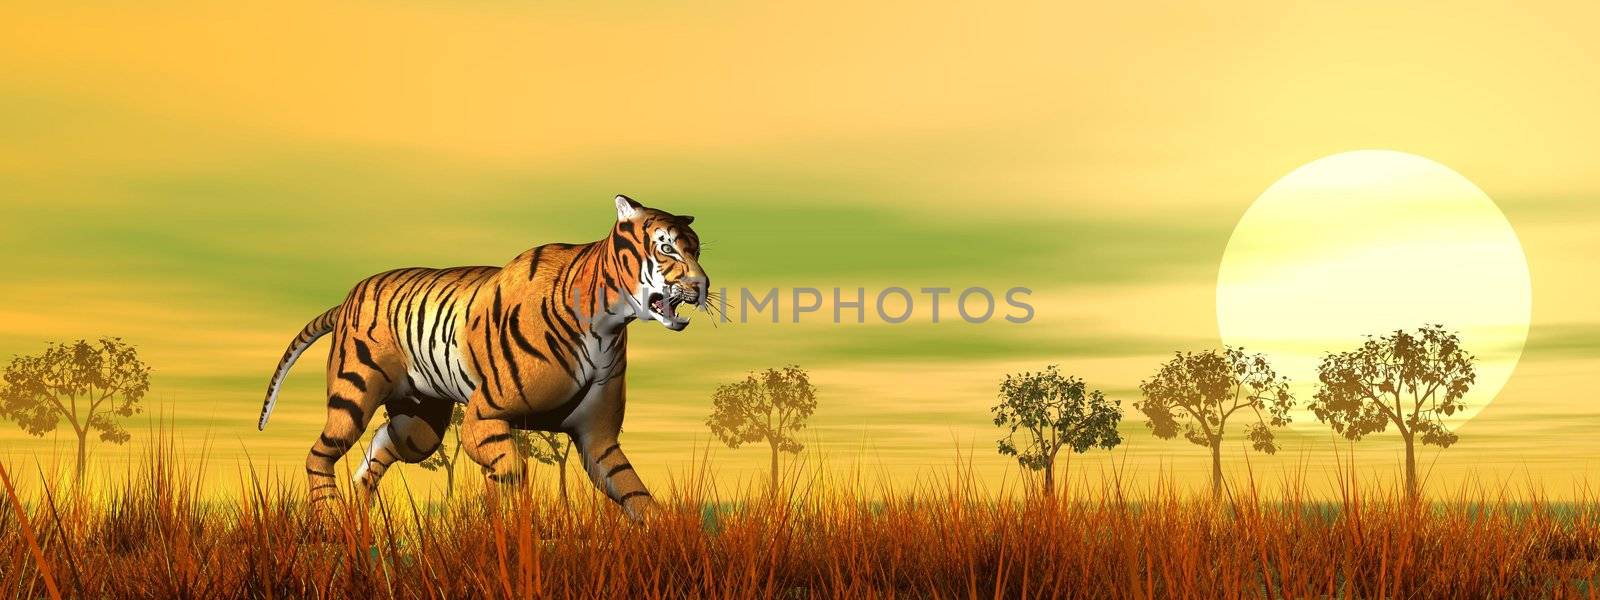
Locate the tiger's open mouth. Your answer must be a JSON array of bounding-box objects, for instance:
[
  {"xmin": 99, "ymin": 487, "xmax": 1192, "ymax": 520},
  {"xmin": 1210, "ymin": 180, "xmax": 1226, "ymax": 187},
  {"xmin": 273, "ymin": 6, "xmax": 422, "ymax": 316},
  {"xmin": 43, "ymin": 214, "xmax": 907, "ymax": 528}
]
[{"xmin": 647, "ymin": 292, "xmax": 690, "ymax": 330}]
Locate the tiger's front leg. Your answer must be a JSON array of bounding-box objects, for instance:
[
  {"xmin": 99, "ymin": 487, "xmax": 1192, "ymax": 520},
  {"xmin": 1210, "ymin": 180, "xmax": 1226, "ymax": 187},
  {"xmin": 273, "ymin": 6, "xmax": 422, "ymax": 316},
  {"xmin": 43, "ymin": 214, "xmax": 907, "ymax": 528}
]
[
  {"xmin": 574, "ymin": 432, "xmax": 658, "ymax": 521},
  {"xmin": 460, "ymin": 397, "xmax": 527, "ymax": 486},
  {"xmin": 574, "ymin": 378, "xmax": 659, "ymax": 521}
]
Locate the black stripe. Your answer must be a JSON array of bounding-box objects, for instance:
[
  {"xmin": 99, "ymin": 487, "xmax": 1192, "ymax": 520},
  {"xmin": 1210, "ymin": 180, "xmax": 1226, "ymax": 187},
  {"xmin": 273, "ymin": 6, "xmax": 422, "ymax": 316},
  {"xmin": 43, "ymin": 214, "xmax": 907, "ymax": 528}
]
[
  {"xmin": 506, "ymin": 306, "xmax": 548, "ymax": 362},
  {"xmin": 572, "ymin": 243, "xmax": 597, "ymax": 273},
  {"xmin": 310, "ymin": 447, "xmax": 340, "ymax": 460},
  {"xmin": 378, "ymin": 269, "xmax": 430, "ymax": 337},
  {"xmin": 484, "ymin": 381, "xmax": 501, "ymax": 410},
  {"xmin": 492, "ymin": 287, "xmax": 504, "ymax": 322},
  {"xmin": 543, "ymin": 331, "xmax": 577, "ymax": 381},
  {"xmin": 411, "ymin": 285, "xmax": 451, "ymax": 398},
  {"xmin": 428, "ymin": 292, "xmax": 457, "ymax": 390},
  {"xmin": 412, "ymin": 286, "xmax": 444, "ymax": 395},
  {"xmin": 338, "ymin": 371, "xmax": 367, "ymax": 392},
  {"xmin": 319, "ymin": 433, "xmax": 353, "ymax": 450},
  {"xmin": 463, "ymin": 283, "xmax": 485, "ymax": 332},
  {"xmin": 362, "ymin": 273, "xmax": 391, "ymax": 338},
  {"xmin": 596, "ymin": 443, "xmax": 621, "ymax": 463},
  {"xmin": 617, "ymin": 490, "xmax": 651, "ymax": 504},
  {"xmin": 610, "ymin": 230, "xmax": 637, "ymax": 255},
  {"xmin": 497, "ymin": 309, "xmax": 528, "ymax": 405},
  {"xmin": 468, "ymin": 345, "xmax": 504, "ymax": 410},
  {"xmin": 408, "ymin": 276, "xmax": 447, "ymax": 392},
  {"xmin": 352, "ymin": 339, "xmax": 391, "ymax": 382},
  {"xmin": 306, "ymin": 467, "xmax": 335, "ymax": 478},
  {"xmin": 310, "ymin": 483, "xmax": 338, "ymax": 491},
  {"xmin": 480, "ymin": 329, "xmax": 506, "ymax": 395},
  {"xmin": 328, "ymin": 394, "xmax": 366, "ymax": 428},
  {"xmin": 605, "ymin": 463, "xmax": 634, "ymax": 478},
  {"xmin": 335, "ymin": 342, "xmax": 350, "ymax": 375},
  {"xmin": 488, "ymin": 452, "xmax": 506, "ymax": 468},
  {"xmin": 547, "ymin": 302, "xmax": 594, "ymax": 370},
  {"xmin": 528, "ymin": 246, "xmax": 545, "ymax": 280},
  {"xmin": 477, "ymin": 432, "xmax": 513, "ymax": 447},
  {"xmin": 387, "ymin": 271, "xmax": 431, "ymax": 350},
  {"xmin": 547, "ymin": 288, "xmax": 598, "ymax": 371}
]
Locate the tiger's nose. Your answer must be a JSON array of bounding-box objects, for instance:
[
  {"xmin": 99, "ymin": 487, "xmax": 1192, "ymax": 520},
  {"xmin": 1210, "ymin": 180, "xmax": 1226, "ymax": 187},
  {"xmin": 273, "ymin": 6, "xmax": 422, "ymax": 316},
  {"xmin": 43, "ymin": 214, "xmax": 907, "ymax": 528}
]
[{"xmin": 682, "ymin": 275, "xmax": 709, "ymax": 304}]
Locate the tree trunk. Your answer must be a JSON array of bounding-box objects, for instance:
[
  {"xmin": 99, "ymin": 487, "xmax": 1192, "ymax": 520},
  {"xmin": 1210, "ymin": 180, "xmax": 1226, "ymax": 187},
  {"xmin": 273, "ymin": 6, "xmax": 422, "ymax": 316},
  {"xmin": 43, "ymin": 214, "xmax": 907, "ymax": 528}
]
[
  {"xmin": 443, "ymin": 462, "xmax": 455, "ymax": 499},
  {"xmin": 76, "ymin": 431, "xmax": 87, "ymax": 484},
  {"xmin": 1403, "ymin": 433, "xmax": 1418, "ymax": 502},
  {"xmin": 769, "ymin": 442, "xmax": 779, "ymax": 496},
  {"xmin": 558, "ymin": 456, "xmax": 570, "ymax": 506},
  {"xmin": 1210, "ymin": 440, "xmax": 1223, "ymax": 500},
  {"xmin": 1043, "ymin": 448, "xmax": 1058, "ymax": 497}
]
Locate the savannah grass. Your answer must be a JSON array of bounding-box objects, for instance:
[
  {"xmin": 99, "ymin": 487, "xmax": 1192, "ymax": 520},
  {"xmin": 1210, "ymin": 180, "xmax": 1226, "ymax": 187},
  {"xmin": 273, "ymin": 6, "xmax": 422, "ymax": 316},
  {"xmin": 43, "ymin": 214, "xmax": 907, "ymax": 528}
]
[{"xmin": 0, "ymin": 435, "xmax": 1597, "ymax": 599}]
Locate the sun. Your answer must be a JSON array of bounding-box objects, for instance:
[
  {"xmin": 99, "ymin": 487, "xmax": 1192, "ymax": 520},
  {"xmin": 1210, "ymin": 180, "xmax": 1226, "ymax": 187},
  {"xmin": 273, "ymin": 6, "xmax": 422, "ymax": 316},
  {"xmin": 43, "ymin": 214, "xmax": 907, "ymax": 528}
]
[{"xmin": 1216, "ymin": 150, "xmax": 1531, "ymax": 432}]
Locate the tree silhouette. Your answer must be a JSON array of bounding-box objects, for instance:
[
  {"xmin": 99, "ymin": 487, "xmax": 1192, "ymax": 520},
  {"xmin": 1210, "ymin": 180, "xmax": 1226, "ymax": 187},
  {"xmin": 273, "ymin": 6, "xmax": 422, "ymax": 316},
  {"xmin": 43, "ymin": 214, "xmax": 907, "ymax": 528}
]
[
  {"xmin": 417, "ymin": 404, "xmax": 467, "ymax": 499},
  {"xmin": 1310, "ymin": 324, "xmax": 1475, "ymax": 500},
  {"xmin": 706, "ymin": 365, "xmax": 817, "ymax": 492},
  {"xmin": 518, "ymin": 430, "xmax": 574, "ymax": 505},
  {"xmin": 991, "ymin": 365, "xmax": 1122, "ymax": 495},
  {"xmin": 1136, "ymin": 347, "xmax": 1293, "ymax": 499},
  {"xmin": 0, "ymin": 337, "xmax": 151, "ymax": 482}
]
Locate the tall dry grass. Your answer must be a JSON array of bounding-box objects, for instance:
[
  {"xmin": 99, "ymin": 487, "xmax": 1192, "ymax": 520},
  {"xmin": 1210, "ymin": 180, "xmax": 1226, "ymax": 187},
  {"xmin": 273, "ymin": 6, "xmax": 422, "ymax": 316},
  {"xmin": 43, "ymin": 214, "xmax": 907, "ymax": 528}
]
[{"xmin": 0, "ymin": 436, "xmax": 1597, "ymax": 599}]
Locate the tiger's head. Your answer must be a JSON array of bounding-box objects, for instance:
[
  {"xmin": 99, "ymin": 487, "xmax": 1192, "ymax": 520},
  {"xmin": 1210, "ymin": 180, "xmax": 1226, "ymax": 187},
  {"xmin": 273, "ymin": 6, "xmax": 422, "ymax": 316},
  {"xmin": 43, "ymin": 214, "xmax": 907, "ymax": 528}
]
[{"xmin": 614, "ymin": 195, "xmax": 708, "ymax": 331}]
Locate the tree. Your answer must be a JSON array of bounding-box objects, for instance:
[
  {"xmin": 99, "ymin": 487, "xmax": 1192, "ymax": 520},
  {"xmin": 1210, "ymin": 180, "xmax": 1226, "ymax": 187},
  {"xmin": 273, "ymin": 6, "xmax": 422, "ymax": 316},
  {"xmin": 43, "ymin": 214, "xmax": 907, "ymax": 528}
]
[
  {"xmin": 518, "ymin": 430, "xmax": 574, "ymax": 505},
  {"xmin": 991, "ymin": 365, "xmax": 1122, "ymax": 496},
  {"xmin": 417, "ymin": 404, "xmax": 467, "ymax": 499},
  {"xmin": 1136, "ymin": 347, "xmax": 1293, "ymax": 499},
  {"xmin": 0, "ymin": 338, "xmax": 151, "ymax": 482},
  {"xmin": 1310, "ymin": 324, "xmax": 1475, "ymax": 500},
  {"xmin": 706, "ymin": 365, "xmax": 817, "ymax": 492}
]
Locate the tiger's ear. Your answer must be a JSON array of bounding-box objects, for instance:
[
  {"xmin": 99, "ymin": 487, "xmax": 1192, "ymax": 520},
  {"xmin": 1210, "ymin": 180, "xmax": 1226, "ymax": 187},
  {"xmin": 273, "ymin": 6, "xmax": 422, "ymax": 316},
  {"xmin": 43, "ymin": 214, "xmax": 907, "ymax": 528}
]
[
  {"xmin": 615, "ymin": 195, "xmax": 643, "ymax": 221},
  {"xmin": 678, "ymin": 215, "xmax": 695, "ymax": 225}
]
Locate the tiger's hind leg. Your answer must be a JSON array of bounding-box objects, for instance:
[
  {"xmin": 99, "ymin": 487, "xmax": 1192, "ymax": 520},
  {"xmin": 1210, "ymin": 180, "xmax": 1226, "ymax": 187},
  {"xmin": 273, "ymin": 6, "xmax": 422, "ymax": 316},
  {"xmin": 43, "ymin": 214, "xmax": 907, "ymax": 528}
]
[
  {"xmin": 305, "ymin": 340, "xmax": 396, "ymax": 504},
  {"xmin": 353, "ymin": 395, "xmax": 454, "ymax": 497}
]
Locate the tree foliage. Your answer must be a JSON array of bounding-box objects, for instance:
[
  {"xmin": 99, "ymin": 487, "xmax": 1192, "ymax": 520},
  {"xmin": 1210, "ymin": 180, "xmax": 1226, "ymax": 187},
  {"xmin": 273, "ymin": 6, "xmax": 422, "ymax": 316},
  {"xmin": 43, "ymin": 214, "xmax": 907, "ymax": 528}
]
[
  {"xmin": 991, "ymin": 365, "xmax": 1122, "ymax": 473},
  {"xmin": 706, "ymin": 365, "xmax": 817, "ymax": 454},
  {"xmin": 520, "ymin": 431, "xmax": 571, "ymax": 465},
  {"xmin": 1135, "ymin": 347, "xmax": 1294, "ymax": 453},
  {"xmin": 1310, "ymin": 324, "xmax": 1475, "ymax": 448}
]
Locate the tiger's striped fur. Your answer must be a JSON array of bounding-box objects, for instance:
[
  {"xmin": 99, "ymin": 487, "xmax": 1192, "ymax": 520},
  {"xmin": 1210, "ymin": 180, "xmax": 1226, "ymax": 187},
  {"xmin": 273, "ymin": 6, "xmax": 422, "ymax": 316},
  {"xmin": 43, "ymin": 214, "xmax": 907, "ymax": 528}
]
[{"xmin": 256, "ymin": 195, "xmax": 707, "ymax": 520}]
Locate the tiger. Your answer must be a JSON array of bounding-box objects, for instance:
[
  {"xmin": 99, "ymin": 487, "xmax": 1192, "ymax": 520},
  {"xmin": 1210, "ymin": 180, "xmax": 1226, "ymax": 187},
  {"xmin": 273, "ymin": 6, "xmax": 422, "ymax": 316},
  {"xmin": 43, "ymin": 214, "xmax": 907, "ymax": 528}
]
[{"xmin": 255, "ymin": 195, "xmax": 707, "ymax": 520}]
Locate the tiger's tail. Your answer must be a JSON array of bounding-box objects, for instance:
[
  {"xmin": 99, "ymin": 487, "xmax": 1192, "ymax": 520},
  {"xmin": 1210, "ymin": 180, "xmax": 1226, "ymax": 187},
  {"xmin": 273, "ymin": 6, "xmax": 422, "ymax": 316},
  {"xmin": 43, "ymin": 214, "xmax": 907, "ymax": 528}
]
[{"xmin": 257, "ymin": 306, "xmax": 341, "ymax": 431}]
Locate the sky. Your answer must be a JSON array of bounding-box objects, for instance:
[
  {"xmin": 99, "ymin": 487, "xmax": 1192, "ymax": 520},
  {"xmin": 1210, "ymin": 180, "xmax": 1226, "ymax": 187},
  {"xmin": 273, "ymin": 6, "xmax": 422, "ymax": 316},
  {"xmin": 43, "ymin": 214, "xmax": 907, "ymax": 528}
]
[{"xmin": 1, "ymin": 0, "xmax": 1597, "ymax": 500}]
